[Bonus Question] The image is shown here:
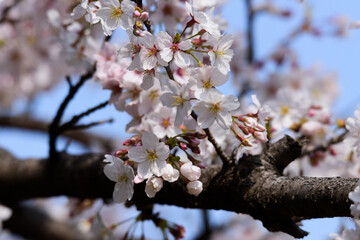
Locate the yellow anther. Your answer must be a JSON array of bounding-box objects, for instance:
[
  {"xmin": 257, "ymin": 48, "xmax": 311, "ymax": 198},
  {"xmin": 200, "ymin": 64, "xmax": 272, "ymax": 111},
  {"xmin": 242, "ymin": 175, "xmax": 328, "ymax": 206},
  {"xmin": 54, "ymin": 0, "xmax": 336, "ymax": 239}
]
[
  {"xmin": 147, "ymin": 150, "xmax": 157, "ymax": 162},
  {"xmin": 209, "ymin": 102, "xmax": 223, "ymax": 115},
  {"xmin": 171, "ymin": 96, "xmax": 184, "ymax": 106},
  {"xmin": 110, "ymin": 7, "xmax": 122, "ymax": 19}
]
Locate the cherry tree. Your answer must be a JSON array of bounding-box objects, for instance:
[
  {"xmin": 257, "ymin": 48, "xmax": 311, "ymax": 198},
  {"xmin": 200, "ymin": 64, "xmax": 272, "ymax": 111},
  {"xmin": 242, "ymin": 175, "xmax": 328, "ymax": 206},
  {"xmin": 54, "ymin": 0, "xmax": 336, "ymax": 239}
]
[{"xmin": 0, "ymin": 0, "xmax": 359, "ymax": 239}]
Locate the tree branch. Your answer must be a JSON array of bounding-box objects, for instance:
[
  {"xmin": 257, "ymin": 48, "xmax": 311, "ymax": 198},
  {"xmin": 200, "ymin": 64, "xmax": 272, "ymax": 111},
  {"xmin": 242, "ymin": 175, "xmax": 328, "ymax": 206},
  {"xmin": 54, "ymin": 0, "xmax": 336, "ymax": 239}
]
[
  {"xmin": 245, "ymin": 0, "xmax": 255, "ymax": 64},
  {"xmin": 0, "ymin": 115, "xmax": 117, "ymax": 151},
  {"xmin": 3, "ymin": 204, "xmax": 86, "ymax": 240},
  {"xmin": 0, "ymin": 135, "xmax": 357, "ymax": 238},
  {"xmin": 59, "ymin": 100, "xmax": 109, "ymax": 133},
  {"xmin": 190, "ymin": 111, "xmax": 232, "ymax": 166},
  {"xmin": 49, "ymin": 69, "xmax": 95, "ymax": 158}
]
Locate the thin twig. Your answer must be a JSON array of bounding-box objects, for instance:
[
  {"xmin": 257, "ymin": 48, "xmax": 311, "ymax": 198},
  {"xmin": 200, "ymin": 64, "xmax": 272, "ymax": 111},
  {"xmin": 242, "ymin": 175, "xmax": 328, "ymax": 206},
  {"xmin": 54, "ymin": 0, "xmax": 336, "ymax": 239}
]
[
  {"xmin": 69, "ymin": 119, "xmax": 113, "ymax": 131},
  {"xmin": 164, "ymin": 66, "xmax": 175, "ymax": 80},
  {"xmin": 191, "ymin": 111, "xmax": 232, "ymax": 166},
  {"xmin": 59, "ymin": 100, "xmax": 109, "ymax": 133},
  {"xmin": 49, "ymin": 67, "xmax": 95, "ymax": 157},
  {"xmin": 65, "ymin": 76, "xmax": 72, "ymax": 88}
]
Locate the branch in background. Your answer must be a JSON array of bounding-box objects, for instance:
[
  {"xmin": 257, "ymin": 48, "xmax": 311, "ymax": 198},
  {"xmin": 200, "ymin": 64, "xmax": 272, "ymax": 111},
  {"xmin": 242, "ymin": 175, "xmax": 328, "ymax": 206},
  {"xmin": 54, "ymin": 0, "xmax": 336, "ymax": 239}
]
[
  {"xmin": 67, "ymin": 118, "xmax": 113, "ymax": 131},
  {"xmin": 0, "ymin": 0, "xmax": 21, "ymax": 23},
  {"xmin": 237, "ymin": 0, "xmax": 255, "ymax": 99},
  {"xmin": 0, "ymin": 136, "xmax": 357, "ymax": 238},
  {"xmin": 3, "ymin": 204, "xmax": 86, "ymax": 240},
  {"xmin": 49, "ymin": 69, "xmax": 95, "ymax": 157},
  {"xmin": 195, "ymin": 210, "xmax": 211, "ymax": 240},
  {"xmin": 245, "ymin": 0, "xmax": 255, "ymax": 64},
  {"xmin": 59, "ymin": 100, "xmax": 109, "ymax": 133},
  {"xmin": 0, "ymin": 115, "xmax": 117, "ymax": 152}
]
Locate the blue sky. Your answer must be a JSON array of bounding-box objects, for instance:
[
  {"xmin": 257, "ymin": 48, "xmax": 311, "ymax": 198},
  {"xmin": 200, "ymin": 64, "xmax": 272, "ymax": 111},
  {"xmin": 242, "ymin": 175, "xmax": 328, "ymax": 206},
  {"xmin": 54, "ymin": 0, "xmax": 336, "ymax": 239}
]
[{"xmin": 1, "ymin": 0, "xmax": 360, "ymax": 239}]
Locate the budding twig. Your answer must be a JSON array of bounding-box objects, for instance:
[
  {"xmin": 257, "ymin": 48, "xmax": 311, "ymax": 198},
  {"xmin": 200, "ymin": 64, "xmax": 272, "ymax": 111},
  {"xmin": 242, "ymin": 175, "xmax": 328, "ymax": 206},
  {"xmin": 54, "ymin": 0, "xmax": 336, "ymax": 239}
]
[{"xmin": 191, "ymin": 111, "xmax": 232, "ymax": 166}]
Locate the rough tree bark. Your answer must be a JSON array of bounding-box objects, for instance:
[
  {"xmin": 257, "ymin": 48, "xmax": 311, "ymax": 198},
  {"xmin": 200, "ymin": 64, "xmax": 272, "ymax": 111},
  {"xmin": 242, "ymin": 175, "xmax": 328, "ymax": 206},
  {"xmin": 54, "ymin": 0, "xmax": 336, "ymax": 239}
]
[{"xmin": 0, "ymin": 136, "xmax": 357, "ymax": 239}]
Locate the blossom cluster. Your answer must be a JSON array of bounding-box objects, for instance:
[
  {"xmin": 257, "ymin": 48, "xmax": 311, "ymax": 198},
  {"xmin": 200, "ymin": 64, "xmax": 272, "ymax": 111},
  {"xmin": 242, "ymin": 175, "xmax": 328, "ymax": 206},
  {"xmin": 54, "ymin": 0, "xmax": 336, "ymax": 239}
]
[
  {"xmin": 86, "ymin": 0, "xmax": 271, "ymax": 201},
  {"xmin": 103, "ymin": 131, "xmax": 204, "ymax": 201}
]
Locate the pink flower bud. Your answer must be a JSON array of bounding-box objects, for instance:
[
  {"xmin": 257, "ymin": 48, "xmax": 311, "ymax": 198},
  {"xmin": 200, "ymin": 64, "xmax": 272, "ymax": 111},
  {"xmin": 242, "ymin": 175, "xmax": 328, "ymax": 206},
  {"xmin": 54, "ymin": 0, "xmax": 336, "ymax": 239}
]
[
  {"xmin": 189, "ymin": 145, "xmax": 201, "ymax": 154},
  {"xmin": 114, "ymin": 149, "xmax": 128, "ymax": 158},
  {"xmin": 242, "ymin": 138, "xmax": 253, "ymax": 147},
  {"xmin": 189, "ymin": 138, "xmax": 200, "ymax": 147},
  {"xmin": 169, "ymin": 224, "xmax": 185, "ymax": 239},
  {"xmin": 161, "ymin": 164, "xmax": 179, "ymax": 183},
  {"xmin": 180, "ymin": 162, "xmax": 201, "ymax": 181},
  {"xmin": 329, "ymin": 147, "xmax": 337, "ymax": 156},
  {"xmin": 178, "ymin": 142, "xmax": 188, "ymax": 151},
  {"xmin": 140, "ymin": 12, "xmax": 149, "ymax": 21},
  {"xmin": 133, "ymin": 28, "xmax": 144, "ymax": 37},
  {"xmin": 187, "ymin": 181, "xmax": 203, "ymax": 196},
  {"xmin": 253, "ymin": 131, "xmax": 268, "ymax": 143},
  {"xmin": 133, "ymin": 10, "xmax": 141, "ymax": 18},
  {"xmin": 308, "ymin": 108, "xmax": 316, "ymax": 117}
]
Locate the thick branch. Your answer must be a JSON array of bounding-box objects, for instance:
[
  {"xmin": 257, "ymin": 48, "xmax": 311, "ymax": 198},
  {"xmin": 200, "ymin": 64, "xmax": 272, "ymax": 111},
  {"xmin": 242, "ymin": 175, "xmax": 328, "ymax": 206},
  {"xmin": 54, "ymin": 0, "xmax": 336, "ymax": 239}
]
[{"xmin": 0, "ymin": 136, "xmax": 357, "ymax": 238}]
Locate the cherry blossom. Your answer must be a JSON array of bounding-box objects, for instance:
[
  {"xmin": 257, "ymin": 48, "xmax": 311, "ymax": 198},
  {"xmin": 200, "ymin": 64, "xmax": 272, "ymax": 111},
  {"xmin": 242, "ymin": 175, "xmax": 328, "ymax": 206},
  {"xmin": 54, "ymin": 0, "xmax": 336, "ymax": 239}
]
[
  {"xmin": 139, "ymin": 31, "xmax": 168, "ymax": 70},
  {"xmin": 158, "ymin": 31, "xmax": 192, "ymax": 68},
  {"xmin": 145, "ymin": 176, "xmax": 164, "ymax": 198},
  {"xmin": 96, "ymin": 0, "xmax": 136, "ymax": 36},
  {"xmin": 103, "ymin": 155, "xmax": 135, "ymax": 203},
  {"xmin": 208, "ymin": 34, "xmax": 234, "ymax": 74},
  {"xmin": 193, "ymin": 90, "xmax": 240, "ymax": 130},
  {"xmin": 189, "ymin": 66, "xmax": 229, "ymax": 98},
  {"xmin": 117, "ymin": 29, "xmax": 142, "ymax": 71},
  {"xmin": 160, "ymin": 80, "xmax": 192, "ymax": 126},
  {"xmin": 147, "ymin": 107, "xmax": 179, "ymax": 138},
  {"xmin": 128, "ymin": 132, "xmax": 169, "ymax": 179}
]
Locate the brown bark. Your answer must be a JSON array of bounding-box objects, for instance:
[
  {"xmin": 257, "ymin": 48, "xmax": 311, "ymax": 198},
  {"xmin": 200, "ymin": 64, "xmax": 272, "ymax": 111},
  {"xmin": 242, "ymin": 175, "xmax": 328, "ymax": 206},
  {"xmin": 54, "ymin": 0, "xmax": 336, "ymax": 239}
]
[{"xmin": 0, "ymin": 136, "xmax": 357, "ymax": 238}]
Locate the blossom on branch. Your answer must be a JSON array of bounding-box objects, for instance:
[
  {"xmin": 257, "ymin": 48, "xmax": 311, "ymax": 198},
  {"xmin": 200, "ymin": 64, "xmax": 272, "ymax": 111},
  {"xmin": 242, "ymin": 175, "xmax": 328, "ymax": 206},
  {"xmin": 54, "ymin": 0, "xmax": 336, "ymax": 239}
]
[
  {"xmin": 208, "ymin": 34, "xmax": 234, "ymax": 74},
  {"xmin": 103, "ymin": 155, "xmax": 135, "ymax": 203},
  {"xmin": 194, "ymin": 90, "xmax": 240, "ymax": 130},
  {"xmin": 97, "ymin": 0, "xmax": 136, "ymax": 36},
  {"xmin": 128, "ymin": 132, "xmax": 169, "ymax": 179}
]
